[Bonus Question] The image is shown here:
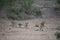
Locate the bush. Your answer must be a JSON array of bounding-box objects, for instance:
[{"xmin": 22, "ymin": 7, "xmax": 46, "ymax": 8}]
[
  {"xmin": 57, "ymin": 0, "xmax": 60, "ymax": 4},
  {"xmin": 0, "ymin": 0, "xmax": 15, "ymax": 10},
  {"xmin": 7, "ymin": 6, "xmax": 16, "ymax": 13},
  {"xmin": 7, "ymin": 13, "xmax": 18, "ymax": 20},
  {"xmin": 22, "ymin": 0, "xmax": 33, "ymax": 10},
  {"xmin": 6, "ymin": 0, "xmax": 33, "ymax": 20},
  {"xmin": 36, "ymin": 10, "xmax": 42, "ymax": 17},
  {"xmin": 55, "ymin": 32, "xmax": 60, "ymax": 39},
  {"xmin": 34, "ymin": 10, "xmax": 42, "ymax": 18}
]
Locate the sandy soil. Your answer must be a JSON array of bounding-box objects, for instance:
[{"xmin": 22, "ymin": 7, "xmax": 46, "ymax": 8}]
[{"xmin": 0, "ymin": 18, "xmax": 60, "ymax": 40}]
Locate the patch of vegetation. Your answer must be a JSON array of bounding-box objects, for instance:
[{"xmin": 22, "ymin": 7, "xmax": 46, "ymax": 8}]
[
  {"xmin": 0, "ymin": 0, "xmax": 15, "ymax": 10},
  {"xmin": 19, "ymin": 8, "xmax": 23, "ymax": 12},
  {"xmin": 7, "ymin": 6, "xmax": 15, "ymax": 13},
  {"xmin": 57, "ymin": 0, "xmax": 60, "ymax": 4},
  {"xmin": 55, "ymin": 32, "xmax": 60, "ymax": 39},
  {"xmin": 7, "ymin": 13, "xmax": 18, "ymax": 20},
  {"xmin": 6, "ymin": 0, "xmax": 33, "ymax": 20},
  {"xmin": 0, "ymin": 0, "xmax": 43, "ymax": 20},
  {"xmin": 0, "ymin": 0, "xmax": 4, "ymax": 10},
  {"xmin": 22, "ymin": 0, "xmax": 33, "ymax": 10},
  {"xmin": 36, "ymin": 10, "xmax": 42, "ymax": 17}
]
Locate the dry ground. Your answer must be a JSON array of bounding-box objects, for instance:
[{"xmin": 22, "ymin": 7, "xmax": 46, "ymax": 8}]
[{"xmin": 0, "ymin": 18, "xmax": 60, "ymax": 40}]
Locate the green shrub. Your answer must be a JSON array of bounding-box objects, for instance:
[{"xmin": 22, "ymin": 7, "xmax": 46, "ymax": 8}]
[
  {"xmin": 55, "ymin": 32, "xmax": 60, "ymax": 39},
  {"xmin": 7, "ymin": 13, "xmax": 23, "ymax": 20},
  {"xmin": 0, "ymin": 0, "xmax": 5, "ymax": 10},
  {"xmin": 7, "ymin": 6, "xmax": 16, "ymax": 13},
  {"xmin": 36, "ymin": 10, "xmax": 42, "ymax": 17},
  {"xmin": 57, "ymin": 0, "xmax": 60, "ymax": 4},
  {"xmin": 22, "ymin": 0, "xmax": 33, "ymax": 10},
  {"xmin": 7, "ymin": 13, "xmax": 18, "ymax": 20},
  {"xmin": 0, "ymin": 0, "xmax": 15, "ymax": 10},
  {"xmin": 7, "ymin": 0, "xmax": 33, "ymax": 20},
  {"xmin": 19, "ymin": 9, "xmax": 23, "ymax": 12}
]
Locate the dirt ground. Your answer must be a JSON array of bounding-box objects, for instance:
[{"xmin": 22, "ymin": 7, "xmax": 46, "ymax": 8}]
[{"xmin": 0, "ymin": 18, "xmax": 60, "ymax": 40}]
